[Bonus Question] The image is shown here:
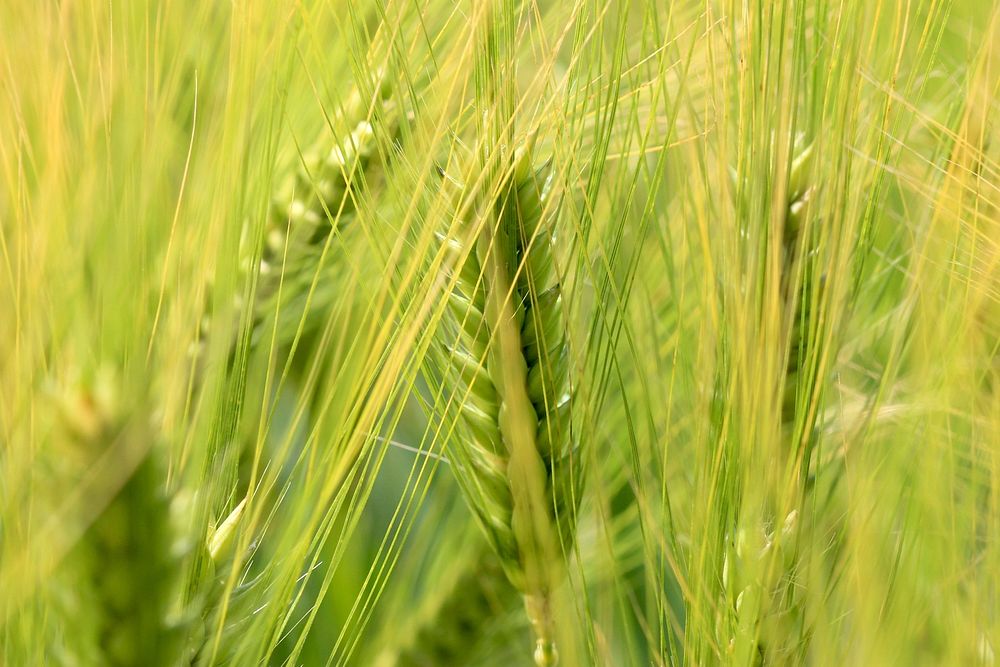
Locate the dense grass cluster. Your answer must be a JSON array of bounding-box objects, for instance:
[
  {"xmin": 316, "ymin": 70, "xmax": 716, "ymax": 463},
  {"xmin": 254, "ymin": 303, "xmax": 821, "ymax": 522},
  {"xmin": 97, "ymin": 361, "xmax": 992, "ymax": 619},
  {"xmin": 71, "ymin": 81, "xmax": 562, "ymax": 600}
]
[{"xmin": 2, "ymin": 0, "xmax": 999, "ymax": 665}]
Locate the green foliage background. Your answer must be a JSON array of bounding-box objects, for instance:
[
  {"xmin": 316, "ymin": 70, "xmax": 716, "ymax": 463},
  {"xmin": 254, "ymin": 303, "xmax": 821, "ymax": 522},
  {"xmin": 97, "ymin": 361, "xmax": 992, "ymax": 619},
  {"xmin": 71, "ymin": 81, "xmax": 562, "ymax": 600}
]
[{"xmin": 1, "ymin": 0, "xmax": 998, "ymax": 665}]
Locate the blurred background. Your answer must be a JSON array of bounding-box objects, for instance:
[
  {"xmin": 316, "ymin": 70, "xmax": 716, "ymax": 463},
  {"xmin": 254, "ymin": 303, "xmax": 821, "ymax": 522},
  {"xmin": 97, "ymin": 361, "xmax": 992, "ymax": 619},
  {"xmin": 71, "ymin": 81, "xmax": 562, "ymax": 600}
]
[{"xmin": 1, "ymin": 0, "xmax": 999, "ymax": 665}]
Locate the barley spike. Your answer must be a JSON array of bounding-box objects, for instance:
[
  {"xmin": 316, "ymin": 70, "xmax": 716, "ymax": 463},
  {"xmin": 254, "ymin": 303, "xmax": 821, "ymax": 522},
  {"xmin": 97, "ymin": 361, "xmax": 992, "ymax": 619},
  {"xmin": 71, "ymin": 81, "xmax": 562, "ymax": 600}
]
[
  {"xmin": 724, "ymin": 135, "xmax": 821, "ymax": 665},
  {"xmin": 428, "ymin": 142, "xmax": 578, "ymax": 666}
]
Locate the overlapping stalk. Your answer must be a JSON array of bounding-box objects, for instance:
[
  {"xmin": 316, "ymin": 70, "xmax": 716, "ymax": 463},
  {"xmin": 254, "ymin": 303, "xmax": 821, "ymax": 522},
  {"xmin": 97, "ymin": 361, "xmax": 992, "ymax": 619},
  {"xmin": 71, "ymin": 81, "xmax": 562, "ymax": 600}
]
[{"xmin": 427, "ymin": 143, "xmax": 578, "ymax": 666}]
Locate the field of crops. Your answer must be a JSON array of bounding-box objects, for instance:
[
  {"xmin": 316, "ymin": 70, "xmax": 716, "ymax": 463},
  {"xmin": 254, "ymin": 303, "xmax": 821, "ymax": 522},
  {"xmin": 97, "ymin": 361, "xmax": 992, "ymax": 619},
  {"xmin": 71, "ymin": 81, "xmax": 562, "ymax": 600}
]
[{"xmin": 1, "ymin": 1, "xmax": 998, "ymax": 665}]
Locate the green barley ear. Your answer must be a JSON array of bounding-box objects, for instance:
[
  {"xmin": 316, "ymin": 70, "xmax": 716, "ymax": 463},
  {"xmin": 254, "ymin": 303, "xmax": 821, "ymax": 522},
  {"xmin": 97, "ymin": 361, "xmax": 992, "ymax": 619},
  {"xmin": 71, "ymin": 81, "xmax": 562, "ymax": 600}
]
[
  {"xmin": 52, "ymin": 368, "xmax": 186, "ymax": 667},
  {"xmin": 781, "ymin": 135, "xmax": 820, "ymax": 434},
  {"xmin": 207, "ymin": 498, "xmax": 246, "ymax": 563},
  {"xmin": 427, "ymin": 141, "xmax": 577, "ymax": 666},
  {"xmin": 191, "ymin": 73, "xmax": 405, "ymax": 509},
  {"xmin": 179, "ymin": 74, "xmax": 405, "ymax": 664},
  {"xmin": 250, "ymin": 79, "xmax": 400, "ymax": 344},
  {"xmin": 194, "ymin": 72, "xmax": 401, "ymax": 367},
  {"xmin": 188, "ymin": 498, "xmax": 262, "ymax": 666},
  {"xmin": 722, "ymin": 510, "xmax": 800, "ymax": 665},
  {"xmin": 267, "ymin": 69, "xmax": 394, "ymax": 244},
  {"xmin": 770, "ymin": 136, "xmax": 825, "ymax": 663},
  {"xmin": 723, "ymin": 135, "xmax": 823, "ymax": 664}
]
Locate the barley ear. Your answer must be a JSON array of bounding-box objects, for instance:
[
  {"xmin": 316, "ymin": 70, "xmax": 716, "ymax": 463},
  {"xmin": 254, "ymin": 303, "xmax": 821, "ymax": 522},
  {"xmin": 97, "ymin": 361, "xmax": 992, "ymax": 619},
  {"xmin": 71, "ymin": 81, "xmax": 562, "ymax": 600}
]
[
  {"xmin": 195, "ymin": 72, "xmax": 400, "ymax": 369},
  {"xmin": 207, "ymin": 498, "xmax": 247, "ymax": 562},
  {"xmin": 781, "ymin": 135, "xmax": 820, "ymax": 435},
  {"xmin": 188, "ymin": 497, "xmax": 264, "ymax": 666},
  {"xmin": 252, "ymin": 73, "xmax": 400, "ymax": 346},
  {"xmin": 726, "ymin": 136, "xmax": 823, "ymax": 664},
  {"xmin": 429, "ymin": 142, "xmax": 577, "ymax": 666}
]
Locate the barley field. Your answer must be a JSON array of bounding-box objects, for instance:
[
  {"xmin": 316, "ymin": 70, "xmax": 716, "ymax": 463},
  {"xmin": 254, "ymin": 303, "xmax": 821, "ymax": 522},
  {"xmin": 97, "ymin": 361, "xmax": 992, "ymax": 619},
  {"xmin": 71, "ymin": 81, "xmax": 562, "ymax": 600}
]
[{"xmin": 1, "ymin": 0, "xmax": 998, "ymax": 665}]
